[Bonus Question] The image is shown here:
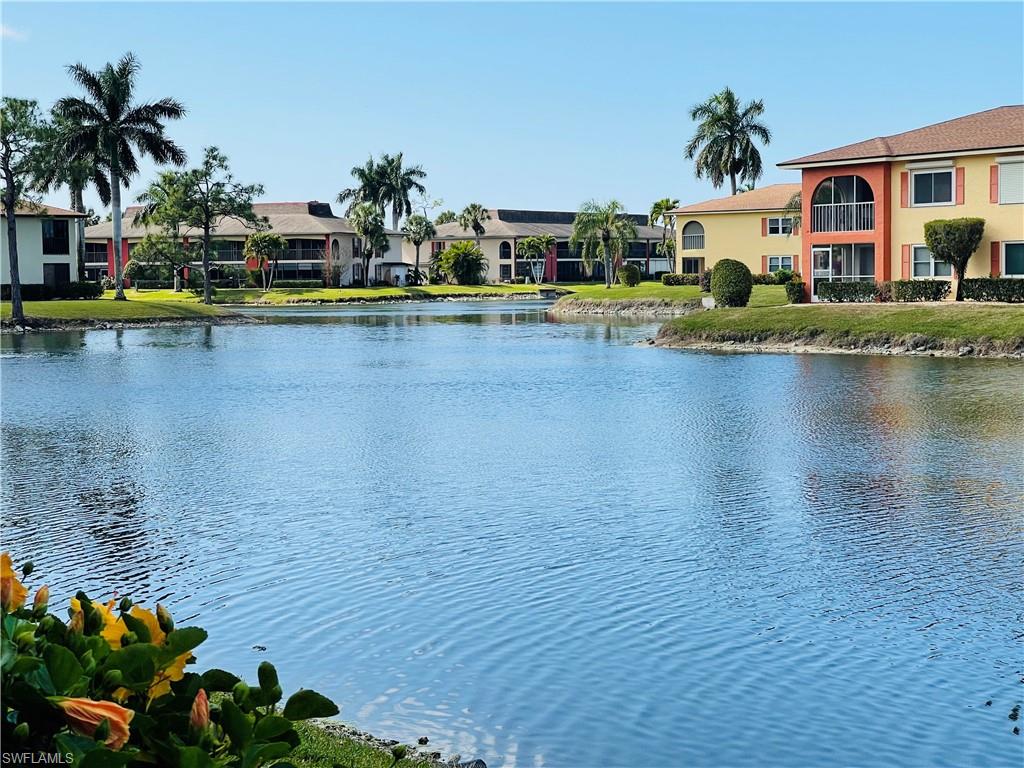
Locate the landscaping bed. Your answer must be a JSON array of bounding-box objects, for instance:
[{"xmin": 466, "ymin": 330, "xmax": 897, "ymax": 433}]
[{"xmin": 655, "ymin": 302, "xmax": 1024, "ymax": 358}]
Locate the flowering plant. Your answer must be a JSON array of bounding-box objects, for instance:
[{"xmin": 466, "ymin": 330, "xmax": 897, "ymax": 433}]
[{"xmin": 1, "ymin": 553, "xmax": 338, "ymax": 767}]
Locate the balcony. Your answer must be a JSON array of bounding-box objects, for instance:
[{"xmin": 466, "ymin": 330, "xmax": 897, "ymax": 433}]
[
  {"xmin": 281, "ymin": 248, "xmax": 326, "ymax": 261},
  {"xmin": 811, "ymin": 201, "xmax": 874, "ymax": 233},
  {"xmin": 682, "ymin": 234, "xmax": 705, "ymax": 250}
]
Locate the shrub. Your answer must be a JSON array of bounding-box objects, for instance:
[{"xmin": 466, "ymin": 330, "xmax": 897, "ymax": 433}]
[
  {"xmin": 438, "ymin": 240, "xmax": 488, "ymax": 285},
  {"xmin": 785, "ymin": 280, "xmax": 805, "ymax": 304},
  {"xmin": 100, "ymin": 276, "xmax": 116, "ymax": 291},
  {"xmin": 271, "ymin": 280, "xmax": 322, "ymax": 289},
  {"xmin": 710, "ymin": 259, "xmax": 753, "ymax": 307},
  {"xmin": 923, "ymin": 217, "xmax": 985, "ymax": 300},
  {"xmin": 774, "ymin": 268, "xmax": 796, "ymax": 285},
  {"xmin": 960, "ymin": 277, "xmax": 1024, "ymax": 303},
  {"xmin": 0, "ymin": 553, "xmax": 339, "ymax": 767},
  {"xmin": 661, "ymin": 273, "xmax": 700, "ymax": 286},
  {"xmin": 751, "ymin": 273, "xmax": 776, "ymax": 285},
  {"xmin": 699, "ymin": 269, "xmax": 713, "ymax": 292},
  {"xmin": 876, "ymin": 281, "xmax": 893, "ymax": 303},
  {"xmin": 890, "ymin": 279, "xmax": 951, "ymax": 302},
  {"xmin": 189, "ymin": 286, "xmax": 217, "ymax": 297},
  {"xmin": 2, "ymin": 284, "xmax": 52, "ymax": 301},
  {"xmin": 816, "ymin": 281, "xmax": 878, "ymax": 303},
  {"xmin": 616, "ymin": 264, "xmax": 641, "ymax": 287},
  {"xmin": 1, "ymin": 283, "xmax": 104, "ymax": 301},
  {"xmin": 654, "ymin": 271, "xmax": 670, "ymax": 280}
]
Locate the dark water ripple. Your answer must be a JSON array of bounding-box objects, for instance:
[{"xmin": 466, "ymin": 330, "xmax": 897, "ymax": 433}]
[{"xmin": 2, "ymin": 302, "xmax": 1022, "ymax": 767}]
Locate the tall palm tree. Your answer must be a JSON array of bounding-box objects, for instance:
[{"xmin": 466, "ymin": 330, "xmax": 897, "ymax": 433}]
[
  {"xmin": 685, "ymin": 87, "xmax": 771, "ymax": 195},
  {"xmin": 435, "ymin": 210, "xmax": 457, "ymax": 225},
  {"xmin": 783, "ymin": 191, "xmax": 802, "ymax": 235},
  {"xmin": 349, "ymin": 201, "xmax": 385, "ymax": 287},
  {"xmin": 37, "ymin": 116, "xmax": 111, "ymax": 282},
  {"xmin": 54, "ymin": 53, "xmax": 186, "ymax": 300},
  {"xmin": 379, "ymin": 152, "xmax": 426, "ymax": 231},
  {"xmin": 402, "ymin": 213, "xmax": 436, "ymax": 284},
  {"xmin": 337, "ymin": 157, "xmax": 384, "ymax": 217},
  {"xmin": 570, "ymin": 200, "xmax": 637, "ymax": 288},
  {"xmin": 458, "ymin": 203, "xmax": 490, "ymax": 245},
  {"xmin": 648, "ymin": 197, "xmax": 679, "ymax": 268}
]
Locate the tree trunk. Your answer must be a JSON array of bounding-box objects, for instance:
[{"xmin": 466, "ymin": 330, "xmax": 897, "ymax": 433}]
[
  {"xmin": 729, "ymin": 171, "xmax": 737, "ymax": 196},
  {"xmin": 269, "ymin": 257, "xmax": 278, "ymax": 291},
  {"xmin": 202, "ymin": 227, "xmax": 213, "ymax": 304},
  {"xmin": 3, "ymin": 182, "xmax": 24, "ymax": 326},
  {"xmin": 110, "ymin": 168, "xmax": 126, "ymax": 300},
  {"xmin": 414, "ymin": 243, "xmax": 421, "ymax": 284},
  {"xmin": 954, "ymin": 265, "xmax": 964, "ymax": 301},
  {"xmin": 392, "ymin": 211, "xmax": 399, "ymax": 232},
  {"xmin": 603, "ymin": 241, "xmax": 612, "ymax": 288},
  {"xmin": 72, "ymin": 186, "xmax": 86, "ymax": 281}
]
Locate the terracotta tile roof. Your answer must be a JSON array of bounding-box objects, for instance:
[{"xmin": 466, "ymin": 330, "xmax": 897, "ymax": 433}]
[
  {"xmin": 779, "ymin": 105, "xmax": 1024, "ymax": 167},
  {"xmin": 670, "ymin": 184, "xmax": 801, "ymax": 215},
  {"xmin": 2, "ymin": 203, "xmax": 86, "ymax": 218}
]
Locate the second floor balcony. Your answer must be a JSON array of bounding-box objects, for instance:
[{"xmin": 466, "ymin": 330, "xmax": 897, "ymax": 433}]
[
  {"xmin": 811, "ymin": 201, "xmax": 874, "ymax": 233},
  {"xmin": 682, "ymin": 233, "xmax": 705, "ymax": 250}
]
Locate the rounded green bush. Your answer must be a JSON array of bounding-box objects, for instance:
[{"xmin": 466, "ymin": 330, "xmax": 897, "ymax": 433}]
[
  {"xmin": 617, "ymin": 263, "xmax": 641, "ymax": 287},
  {"xmin": 710, "ymin": 259, "xmax": 753, "ymax": 307}
]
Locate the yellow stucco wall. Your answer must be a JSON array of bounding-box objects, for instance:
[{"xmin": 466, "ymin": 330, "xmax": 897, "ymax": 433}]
[
  {"xmin": 890, "ymin": 153, "xmax": 1024, "ymax": 278},
  {"xmin": 672, "ymin": 210, "xmax": 801, "ymax": 275}
]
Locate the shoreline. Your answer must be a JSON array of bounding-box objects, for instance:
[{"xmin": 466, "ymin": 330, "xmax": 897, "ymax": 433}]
[
  {"xmin": 231, "ymin": 291, "xmax": 553, "ymax": 307},
  {"xmin": 311, "ymin": 719, "xmax": 485, "ymax": 768},
  {"xmin": 550, "ymin": 296, "xmax": 703, "ymax": 316},
  {"xmin": 652, "ymin": 335, "xmax": 1024, "ymax": 359},
  {"xmin": 0, "ymin": 315, "xmax": 259, "ymax": 334}
]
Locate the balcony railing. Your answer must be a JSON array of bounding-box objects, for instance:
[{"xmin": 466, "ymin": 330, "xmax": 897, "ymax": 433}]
[
  {"xmin": 281, "ymin": 248, "xmax": 326, "ymax": 261},
  {"xmin": 811, "ymin": 202, "xmax": 874, "ymax": 233},
  {"xmin": 682, "ymin": 234, "xmax": 705, "ymax": 250}
]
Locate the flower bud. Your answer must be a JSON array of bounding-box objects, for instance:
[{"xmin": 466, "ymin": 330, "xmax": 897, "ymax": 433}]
[
  {"xmin": 190, "ymin": 689, "xmax": 210, "ymax": 730},
  {"xmin": 232, "ymin": 681, "xmax": 249, "ymax": 705},
  {"xmin": 13, "ymin": 722, "xmax": 29, "ymax": 739},
  {"xmin": 257, "ymin": 662, "xmax": 278, "ymax": 691},
  {"xmin": 15, "ymin": 629, "xmax": 34, "ymax": 650},
  {"xmin": 156, "ymin": 604, "xmax": 174, "ymax": 634},
  {"xmin": 118, "ymin": 597, "xmax": 133, "ymax": 613},
  {"xmin": 121, "ymin": 631, "xmax": 138, "ymax": 646},
  {"xmin": 68, "ymin": 610, "xmax": 84, "ymax": 634},
  {"xmin": 33, "ymin": 585, "xmax": 49, "ymax": 613},
  {"xmin": 21, "ymin": 562, "xmax": 33, "ymax": 577},
  {"xmin": 103, "ymin": 669, "xmax": 123, "ymax": 688}
]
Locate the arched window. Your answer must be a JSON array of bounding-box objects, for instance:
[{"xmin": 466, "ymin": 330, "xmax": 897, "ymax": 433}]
[
  {"xmin": 682, "ymin": 221, "xmax": 705, "ymax": 250},
  {"xmin": 499, "ymin": 241, "xmax": 512, "ymax": 260},
  {"xmin": 811, "ymin": 176, "xmax": 875, "ymax": 232}
]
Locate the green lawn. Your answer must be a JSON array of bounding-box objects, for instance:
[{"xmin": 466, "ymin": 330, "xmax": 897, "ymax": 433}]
[
  {"xmin": 129, "ymin": 284, "xmax": 544, "ymax": 305},
  {"xmin": 661, "ymin": 302, "xmax": 1024, "ymax": 347},
  {"xmin": 1, "ymin": 297, "xmax": 232, "ymax": 323},
  {"xmin": 290, "ymin": 720, "xmax": 435, "ymax": 768},
  {"xmin": 555, "ymin": 282, "xmax": 787, "ymax": 307}
]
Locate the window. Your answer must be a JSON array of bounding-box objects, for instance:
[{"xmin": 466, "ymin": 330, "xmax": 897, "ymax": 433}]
[
  {"xmin": 1003, "ymin": 242, "xmax": 1024, "ymax": 277},
  {"xmin": 912, "ymin": 245, "xmax": 951, "ymax": 278},
  {"xmin": 680, "ymin": 257, "xmax": 703, "ymax": 274},
  {"xmin": 682, "ymin": 221, "xmax": 704, "ymax": 250},
  {"xmin": 912, "ymin": 169, "xmax": 954, "ymax": 206},
  {"xmin": 499, "ymin": 241, "xmax": 512, "ymax": 260},
  {"xmin": 768, "ymin": 256, "xmax": 793, "ymax": 272},
  {"xmin": 998, "ymin": 160, "xmax": 1024, "ymax": 205},
  {"xmin": 500, "ymin": 264, "xmax": 512, "ymax": 280},
  {"xmin": 41, "ymin": 219, "xmax": 70, "ymax": 255},
  {"xmin": 85, "ymin": 242, "xmax": 107, "ymax": 263},
  {"xmin": 767, "ymin": 217, "xmax": 793, "ymax": 236}
]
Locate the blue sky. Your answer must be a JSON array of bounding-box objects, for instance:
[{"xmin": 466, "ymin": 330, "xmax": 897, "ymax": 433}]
[{"xmin": 3, "ymin": 2, "xmax": 1023, "ymax": 217}]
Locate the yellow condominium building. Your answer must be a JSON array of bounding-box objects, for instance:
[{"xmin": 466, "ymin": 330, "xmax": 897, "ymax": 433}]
[{"xmin": 668, "ymin": 183, "xmax": 802, "ymax": 277}]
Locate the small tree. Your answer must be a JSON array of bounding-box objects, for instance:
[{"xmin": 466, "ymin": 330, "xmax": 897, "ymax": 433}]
[
  {"xmin": 349, "ymin": 202, "xmax": 386, "ymax": 286},
  {"xmin": 516, "ymin": 234, "xmax": 555, "ymax": 284},
  {"xmin": 244, "ymin": 231, "xmax": 287, "ymax": 291},
  {"xmin": 439, "ymin": 240, "xmax": 487, "ymax": 285},
  {"xmin": 923, "ymin": 218, "xmax": 985, "ymax": 301},
  {"xmin": 570, "ymin": 200, "xmax": 637, "ymax": 288},
  {"xmin": 435, "ymin": 209, "xmax": 456, "ymax": 225},
  {"xmin": 129, "ymin": 235, "xmax": 197, "ymax": 288},
  {"xmin": 403, "ymin": 214, "xmax": 436, "ymax": 284},
  {"xmin": 458, "ymin": 203, "xmax": 490, "ymax": 245},
  {"xmin": 1, "ymin": 98, "xmax": 51, "ymax": 326}
]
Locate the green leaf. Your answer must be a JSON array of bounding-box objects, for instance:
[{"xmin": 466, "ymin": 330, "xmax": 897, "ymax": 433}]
[
  {"xmin": 1, "ymin": 633, "xmax": 17, "ymax": 672},
  {"xmin": 79, "ymin": 748, "xmax": 135, "ymax": 768},
  {"xmin": 161, "ymin": 627, "xmax": 207, "ymax": 662},
  {"xmin": 201, "ymin": 668, "xmax": 241, "ymax": 691},
  {"xmin": 281, "ymin": 690, "xmax": 338, "ymax": 721},
  {"xmin": 253, "ymin": 715, "xmax": 293, "ymax": 741},
  {"xmin": 177, "ymin": 746, "xmax": 215, "ymax": 768},
  {"xmin": 55, "ymin": 733, "xmax": 101, "ymax": 764},
  {"xmin": 10, "ymin": 655, "xmax": 45, "ymax": 675},
  {"xmin": 119, "ymin": 612, "xmax": 152, "ymax": 644},
  {"xmin": 102, "ymin": 644, "xmax": 158, "ymax": 688},
  {"xmin": 44, "ymin": 645, "xmax": 84, "ymax": 694},
  {"xmin": 242, "ymin": 741, "xmax": 292, "ymax": 768},
  {"xmin": 219, "ymin": 698, "xmax": 253, "ymax": 749}
]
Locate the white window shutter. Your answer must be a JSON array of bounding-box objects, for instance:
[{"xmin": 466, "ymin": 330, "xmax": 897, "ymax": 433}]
[{"xmin": 999, "ymin": 162, "xmax": 1024, "ymax": 204}]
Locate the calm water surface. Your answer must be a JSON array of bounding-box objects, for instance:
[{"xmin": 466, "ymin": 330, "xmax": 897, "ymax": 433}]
[{"xmin": 2, "ymin": 301, "xmax": 1022, "ymax": 768}]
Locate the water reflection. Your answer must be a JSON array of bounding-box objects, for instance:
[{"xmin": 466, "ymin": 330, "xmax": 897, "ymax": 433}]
[{"xmin": 1, "ymin": 303, "xmax": 1022, "ymax": 768}]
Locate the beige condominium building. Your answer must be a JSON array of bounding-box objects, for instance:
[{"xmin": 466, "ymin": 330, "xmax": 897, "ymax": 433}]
[{"xmin": 1, "ymin": 205, "xmax": 86, "ymax": 287}]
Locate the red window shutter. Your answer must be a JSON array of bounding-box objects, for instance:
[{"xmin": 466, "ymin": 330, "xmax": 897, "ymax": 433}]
[
  {"xmin": 761, "ymin": 217, "xmax": 767, "ymax": 236},
  {"xmin": 991, "ymin": 241, "xmax": 1001, "ymax": 277},
  {"xmin": 761, "ymin": 255, "xmax": 768, "ymax": 273},
  {"xmin": 901, "ymin": 244, "xmax": 911, "ymax": 279},
  {"xmin": 955, "ymin": 167, "xmax": 965, "ymax": 205},
  {"xmin": 990, "ymin": 165, "xmax": 999, "ymax": 203},
  {"xmin": 900, "ymin": 172, "xmax": 909, "ymax": 208}
]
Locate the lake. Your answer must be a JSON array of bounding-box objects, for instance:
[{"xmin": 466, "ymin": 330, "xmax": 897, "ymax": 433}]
[{"xmin": 2, "ymin": 301, "xmax": 1022, "ymax": 767}]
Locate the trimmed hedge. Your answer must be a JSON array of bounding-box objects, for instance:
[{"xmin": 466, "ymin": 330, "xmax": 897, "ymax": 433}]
[
  {"xmin": 272, "ymin": 280, "xmax": 323, "ymax": 288},
  {"xmin": 710, "ymin": 259, "xmax": 753, "ymax": 307},
  {"xmin": 751, "ymin": 273, "xmax": 776, "ymax": 285},
  {"xmin": 661, "ymin": 273, "xmax": 701, "ymax": 286},
  {"xmin": 1, "ymin": 282, "xmax": 104, "ymax": 301},
  {"xmin": 785, "ymin": 281, "xmax": 805, "ymax": 304},
  {"xmin": 961, "ymin": 278, "xmax": 1024, "ymax": 303},
  {"xmin": 817, "ymin": 281, "xmax": 878, "ymax": 303},
  {"xmin": 699, "ymin": 270, "xmax": 713, "ymax": 292},
  {"xmin": 617, "ymin": 264, "xmax": 641, "ymax": 287},
  {"xmin": 890, "ymin": 279, "xmax": 951, "ymax": 302}
]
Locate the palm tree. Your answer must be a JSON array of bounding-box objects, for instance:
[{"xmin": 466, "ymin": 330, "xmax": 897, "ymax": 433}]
[
  {"xmin": 379, "ymin": 153, "xmax": 426, "ymax": 231},
  {"xmin": 515, "ymin": 233, "xmax": 555, "ymax": 284},
  {"xmin": 648, "ymin": 197, "xmax": 679, "ymax": 269},
  {"xmin": 37, "ymin": 116, "xmax": 111, "ymax": 282},
  {"xmin": 685, "ymin": 87, "xmax": 771, "ymax": 195},
  {"xmin": 337, "ymin": 157, "xmax": 384, "ymax": 217},
  {"xmin": 54, "ymin": 53, "xmax": 186, "ymax": 300},
  {"xmin": 458, "ymin": 203, "xmax": 490, "ymax": 245},
  {"xmin": 783, "ymin": 191, "xmax": 802, "ymax": 235},
  {"xmin": 348, "ymin": 201, "xmax": 385, "ymax": 287},
  {"xmin": 435, "ymin": 210, "xmax": 457, "ymax": 225},
  {"xmin": 570, "ymin": 200, "xmax": 637, "ymax": 288},
  {"xmin": 402, "ymin": 213, "xmax": 436, "ymax": 284}
]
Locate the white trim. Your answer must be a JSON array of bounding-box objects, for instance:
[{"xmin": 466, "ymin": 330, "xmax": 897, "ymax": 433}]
[
  {"xmin": 906, "ymin": 159, "xmax": 954, "ymax": 169},
  {"xmin": 778, "ymin": 145, "xmax": 1024, "ymax": 169},
  {"xmin": 910, "ymin": 168, "xmax": 955, "ymax": 207},
  {"xmin": 911, "ymin": 243, "xmax": 952, "ymax": 280},
  {"xmin": 766, "ymin": 216, "xmax": 794, "ymax": 236},
  {"xmin": 995, "ymin": 155, "xmax": 1024, "ymax": 164},
  {"xmin": 767, "ymin": 255, "xmax": 794, "ymax": 272},
  {"xmin": 1002, "ymin": 241, "xmax": 1024, "ymax": 278}
]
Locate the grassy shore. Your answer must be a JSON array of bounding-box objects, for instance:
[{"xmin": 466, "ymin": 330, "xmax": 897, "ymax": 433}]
[
  {"xmin": 553, "ymin": 282, "xmax": 787, "ymax": 308},
  {"xmin": 138, "ymin": 284, "xmax": 545, "ymax": 305},
  {"xmin": 1, "ymin": 297, "xmax": 233, "ymax": 324},
  {"xmin": 290, "ymin": 720, "xmax": 436, "ymax": 768},
  {"xmin": 658, "ymin": 302, "xmax": 1024, "ymax": 355}
]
